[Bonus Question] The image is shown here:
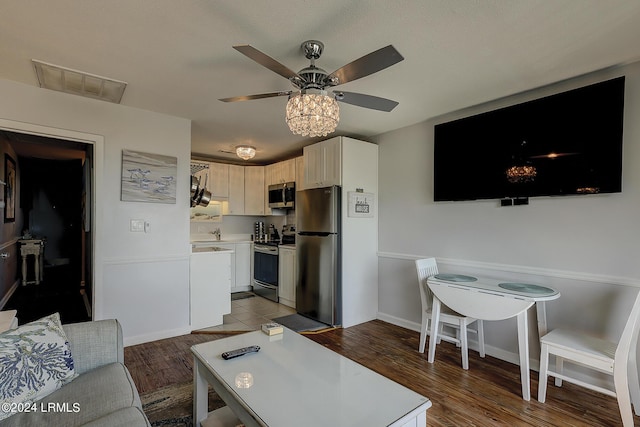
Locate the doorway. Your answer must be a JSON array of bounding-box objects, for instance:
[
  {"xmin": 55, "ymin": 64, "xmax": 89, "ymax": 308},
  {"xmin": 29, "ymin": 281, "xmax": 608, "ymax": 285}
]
[{"xmin": 1, "ymin": 130, "xmax": 93, "ymax": 324}]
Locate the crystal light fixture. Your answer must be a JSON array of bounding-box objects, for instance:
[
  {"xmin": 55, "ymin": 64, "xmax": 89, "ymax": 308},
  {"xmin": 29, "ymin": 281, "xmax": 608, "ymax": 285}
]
[
  {"xmin": 506, "ymin": 165, "xmax": 537, "ymax": 183},
  {"xmin": 506, "ymin": 140, "xmax": 537, "ymax": 183},
  {"xmin": 285, "ymin": 90, "xmax": 339, "ymax": 137},
  {"xmin": 236, "ymin": 145, "xmax": 256, "ymax": 160}
]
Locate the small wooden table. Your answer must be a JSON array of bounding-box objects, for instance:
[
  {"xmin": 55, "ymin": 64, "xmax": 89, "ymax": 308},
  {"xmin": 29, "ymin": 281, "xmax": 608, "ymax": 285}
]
[
  {"xmin": 427, "ymin": 274, "xmax": 560, "ymax": 401},
  {"xmin": 19, "ymin": 238, "xmax": 45, "ymax": 285},
  {"xmin": 192, "ymin": 328, "xmax": 431, "ymax": 427}
]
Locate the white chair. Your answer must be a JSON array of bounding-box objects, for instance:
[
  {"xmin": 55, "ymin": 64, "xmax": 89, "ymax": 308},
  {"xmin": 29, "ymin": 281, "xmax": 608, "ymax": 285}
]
[
  {"xmin": 415, "ymin": 258, "xmax": 485, "ymax": 370},
  {"xmin": 538, "ymin": 291, "xmax": 640, "ymax": 427}
]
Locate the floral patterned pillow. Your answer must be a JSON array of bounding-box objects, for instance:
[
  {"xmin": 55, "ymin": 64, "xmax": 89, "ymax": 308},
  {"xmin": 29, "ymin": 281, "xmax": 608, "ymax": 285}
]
[{"xmin": 0, "ymin": 312, "xmax": 76, "ymax": 420}]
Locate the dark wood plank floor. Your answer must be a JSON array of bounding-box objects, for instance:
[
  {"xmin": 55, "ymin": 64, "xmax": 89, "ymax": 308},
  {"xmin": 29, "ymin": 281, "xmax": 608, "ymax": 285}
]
[{"xmin": 124, "ymin": 320, "xmax": 636, "ymax": 426}]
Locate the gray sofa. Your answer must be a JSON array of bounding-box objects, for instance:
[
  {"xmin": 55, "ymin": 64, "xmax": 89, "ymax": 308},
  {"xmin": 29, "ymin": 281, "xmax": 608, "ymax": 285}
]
[{"xmin": 1, "ymin": 319, "xmax": 150, "ymax": 427}]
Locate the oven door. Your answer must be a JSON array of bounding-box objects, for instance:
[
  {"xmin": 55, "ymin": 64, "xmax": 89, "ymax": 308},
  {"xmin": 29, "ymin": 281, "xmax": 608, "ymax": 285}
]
[{"xmin": 253, "ymin": 245, "xmax": 279, "ymax": 302}]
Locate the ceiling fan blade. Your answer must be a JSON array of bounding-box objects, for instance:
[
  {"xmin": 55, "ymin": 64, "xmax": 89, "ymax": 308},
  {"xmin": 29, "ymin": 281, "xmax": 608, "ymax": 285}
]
[
  {"xmin": 335, "ymin": 91, "xmax": 399, "ymax": 112},
  {"xmin": 327, "ymin": 45, "xmax": 404, "ymax": 86},
  {"xmin": 233, "ymin": 45, "xmax": 302, "ymax": 81},
  {"xmin": 219, "ymin": 91, "xmax": 292, "ymax": 103}
]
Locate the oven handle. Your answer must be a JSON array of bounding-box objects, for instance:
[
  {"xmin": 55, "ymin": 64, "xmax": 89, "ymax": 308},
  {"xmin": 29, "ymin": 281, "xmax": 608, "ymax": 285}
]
[{"xmin": 254, "ymin": 245, "xmax": 279, "ymax": 254}]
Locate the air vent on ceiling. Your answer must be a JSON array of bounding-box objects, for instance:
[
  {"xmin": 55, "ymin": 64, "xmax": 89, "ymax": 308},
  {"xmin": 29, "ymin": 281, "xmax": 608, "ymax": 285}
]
[{"xmin": 32, "ymin": 59, "xmax": 127, "ymax": 104}]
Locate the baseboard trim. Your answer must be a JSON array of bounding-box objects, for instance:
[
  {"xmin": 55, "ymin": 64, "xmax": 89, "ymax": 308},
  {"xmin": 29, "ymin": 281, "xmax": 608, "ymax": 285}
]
[
  {"xmin": 123, "ymin": 326, "xmax": 192, "ymax": 347},
  {"xmin": 376, "ymin": 311, "xmax": 521, "ymax": 366},
  {"xmin": 0, "ymin": 279, "xmax": 20, "ymax": 311}
]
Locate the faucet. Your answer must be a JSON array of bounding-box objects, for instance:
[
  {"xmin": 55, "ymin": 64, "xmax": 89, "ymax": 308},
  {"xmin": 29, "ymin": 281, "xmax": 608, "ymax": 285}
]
[{"xmin": 212, "ymin": 228, "xmax": 221, "ymax": 240}]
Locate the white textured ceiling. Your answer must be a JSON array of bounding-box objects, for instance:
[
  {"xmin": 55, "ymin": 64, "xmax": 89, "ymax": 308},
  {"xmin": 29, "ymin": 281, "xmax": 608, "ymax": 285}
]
[{"xmin": 1, "ymin": 0, "xmax": 640, "ymax": 163}]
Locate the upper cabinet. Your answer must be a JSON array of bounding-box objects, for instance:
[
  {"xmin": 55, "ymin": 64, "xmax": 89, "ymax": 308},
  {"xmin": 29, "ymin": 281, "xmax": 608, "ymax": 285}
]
[
  {"xmin": 190, "ymin": 156, "xmax": 301, "ymax": 218},
  {"xmin": 225, "ymin": 164, "xmax": 244, "ymax": 215},
  {"xmin": 209, "ymin": 162, "xmax": 229, "ymax": 199},
  {"xmin": 244, "ymin": 166, "xmax": 265, "ymax": 216},
  {"xmin": 266, "ymin": 158, "xmax": 296, "ymax": 185},
  {"xmin": 303, "ymin": 137, "xmax": 342, "ymax": 189}
]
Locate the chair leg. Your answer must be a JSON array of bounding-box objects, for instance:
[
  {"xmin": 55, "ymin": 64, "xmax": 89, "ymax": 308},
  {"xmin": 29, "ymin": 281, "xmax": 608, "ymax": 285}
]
[
  {"xmin": 554, "ymin": 356, "xmax": 564, "ymax": 387},
  {"xmin": 477, "ymin": 320, "xmax": 486, "ymax": 358},
  {"xmin": 460, "ymin": 319, "xmax": 469, "ymax": 370},
  {"xmin": 628, "ymin": 342, "xmax": 640, "ymax": 416},
  {"xmin": 538, "ymin": 343, "xmax": 550, "ymax": 402},
  {"xmin": 419, "ymin": 314, "xmax": 429, "ymax": 353},
  {"xmin": 614, "ymin": 365, "xmax": 634, "ymax": 427},
  {"xmin": 437, "ymin": 322, "xmax": 443, "ymax": 344}
]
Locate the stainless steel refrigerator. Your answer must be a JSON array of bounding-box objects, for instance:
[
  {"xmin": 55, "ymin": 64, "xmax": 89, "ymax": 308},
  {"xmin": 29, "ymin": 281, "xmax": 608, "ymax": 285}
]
[{"xmin": 296, "ymin": 186, "xmax": 341, "ymax": 326}]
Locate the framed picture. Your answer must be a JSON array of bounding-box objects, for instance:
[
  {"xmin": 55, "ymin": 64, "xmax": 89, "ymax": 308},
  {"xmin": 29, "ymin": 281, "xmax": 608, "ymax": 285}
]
[
  {"xmin": 347, "ymin": 191, "xmax": 375, "ymax": 218},
  {"xmin": 121, "ymin": 149, "xmax": 177, "ymax": 204},
  {"xmin": 4, "ymin": 154, "xmax": 16, "ymax": 222}
]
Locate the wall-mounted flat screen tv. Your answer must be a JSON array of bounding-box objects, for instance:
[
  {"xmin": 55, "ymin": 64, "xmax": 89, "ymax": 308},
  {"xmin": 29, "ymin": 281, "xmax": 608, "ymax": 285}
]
[{"xmin": 433, "ymin": 76, "xmax": 625, "ymax": 202}]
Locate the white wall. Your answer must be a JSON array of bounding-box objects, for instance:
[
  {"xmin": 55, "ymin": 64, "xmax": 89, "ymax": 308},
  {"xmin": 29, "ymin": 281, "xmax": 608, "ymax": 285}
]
[
  {"xmin": 0, "ymin": 79, "xmax": 191, "ymax": 345},
  {"xmin": 375, "ymin": 61, "xmax": 640, "ymax": 366}
]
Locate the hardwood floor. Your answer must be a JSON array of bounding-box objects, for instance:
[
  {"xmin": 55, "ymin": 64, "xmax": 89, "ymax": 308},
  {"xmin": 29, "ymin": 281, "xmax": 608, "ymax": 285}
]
[{"xmin": 124, "ymin": 320, "xmax": 636, "ymax": 426}]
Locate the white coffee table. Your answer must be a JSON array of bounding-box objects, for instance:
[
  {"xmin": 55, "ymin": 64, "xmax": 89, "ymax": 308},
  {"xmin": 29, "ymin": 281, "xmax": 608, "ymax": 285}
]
[{"xmin": 192, "ymin": 328, "xmax": 431, "ymax": 427}]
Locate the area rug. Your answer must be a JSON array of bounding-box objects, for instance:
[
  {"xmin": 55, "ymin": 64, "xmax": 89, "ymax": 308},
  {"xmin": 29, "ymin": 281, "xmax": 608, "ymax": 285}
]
[
  {"xmin": 140, "ymin": 380, "xmax": 226, "ymax": 427},
  {"xmin": 271, "ymin": 313, "xmax": 330, "ymax": 332}
]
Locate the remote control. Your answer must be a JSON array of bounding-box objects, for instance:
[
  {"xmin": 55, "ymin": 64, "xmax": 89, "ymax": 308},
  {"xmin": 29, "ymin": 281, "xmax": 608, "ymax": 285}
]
[{"xmin": 221, "ymin": 345, "xmax": 260, "ymax": 360}]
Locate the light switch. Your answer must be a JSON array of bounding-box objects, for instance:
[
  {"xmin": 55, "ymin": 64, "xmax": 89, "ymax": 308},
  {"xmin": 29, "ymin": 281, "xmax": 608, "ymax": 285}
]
[{"xmin": 130, "ymin": 219, "xmax": 145, "ymax": 232}]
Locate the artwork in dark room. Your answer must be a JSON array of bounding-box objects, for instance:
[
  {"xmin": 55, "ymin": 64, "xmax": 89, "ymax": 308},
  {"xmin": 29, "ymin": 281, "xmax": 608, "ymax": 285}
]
[
  {"xmin": 4, "ymin": 154, "xmax": 15, "ymax": 222},
  {"xmin": 433, "ymin": 76, "xmax": 625, "ymax": 202}
]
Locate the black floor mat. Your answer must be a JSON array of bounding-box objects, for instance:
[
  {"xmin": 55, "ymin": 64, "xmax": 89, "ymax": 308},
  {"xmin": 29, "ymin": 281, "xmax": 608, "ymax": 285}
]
[{"xmin": 271, "ymin": 314, "xmax": 329, "ymax": 332}]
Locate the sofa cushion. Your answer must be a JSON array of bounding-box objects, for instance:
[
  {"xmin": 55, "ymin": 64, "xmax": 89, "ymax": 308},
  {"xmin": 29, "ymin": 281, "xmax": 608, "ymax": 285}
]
[
  {"xmin": 0, "ymin": 312, "xmax": 76, "ymax": 421},
  {"xmin": 0, "ymin": 362, "xmax": 144, "ymax": 427}
]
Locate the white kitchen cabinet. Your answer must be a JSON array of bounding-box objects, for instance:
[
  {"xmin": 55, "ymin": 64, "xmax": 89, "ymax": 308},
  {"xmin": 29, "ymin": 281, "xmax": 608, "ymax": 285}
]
[
  {"xmin": 245, "ymin": 166, "xmax": 265, "ymax": 215},
  {"xmin": 265, "ymin": 159, "xmax": 296, "ymax": 186},
  {"xmin": 209, "ymin": 162, "xmax": 229, "ymax": 199},
  {"xmin": 226, "ymin": 164, "xmax": 245, "ymax": 215},
  {"xmin": 212, "ymin": 242, "xmax": 252, "ymax": 293},
  {"xmin": 295, "ymin": 156, "xmax": 305, "ymax": 191},
  {"xmin": 234, "ymin": 242, "xmax": 252, "ymax": 291},
  {"xmin": 278, "ymin": 246, "xmax": 296, "ymax": 308},
  {"xmin": 190, "ymin": 247, "xmax": 231, "ymax": 329},
  {"xmin": 303, "ymin": 137, "xmax": 342, "ymax": 189}
]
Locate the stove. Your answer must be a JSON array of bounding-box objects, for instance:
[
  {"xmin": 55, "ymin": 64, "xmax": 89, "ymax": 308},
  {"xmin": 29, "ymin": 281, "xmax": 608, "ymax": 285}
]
[
  {"xmin": 253, "ymin": 242, "xmax": 279, "ymax": 302},
  {"xmin": 254, "ymin": 240, "xmax": 280, "ymax": 247}
]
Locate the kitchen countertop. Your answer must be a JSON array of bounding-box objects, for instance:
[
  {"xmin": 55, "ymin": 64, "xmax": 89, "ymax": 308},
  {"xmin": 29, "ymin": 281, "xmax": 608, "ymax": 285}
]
[
  {"xmin": 191, "ymin": 246, "xmax": 233, "ymax": 253},
  {"xmin": 190, "ymin": 233, "xmax": 252, "ymax": 243}
]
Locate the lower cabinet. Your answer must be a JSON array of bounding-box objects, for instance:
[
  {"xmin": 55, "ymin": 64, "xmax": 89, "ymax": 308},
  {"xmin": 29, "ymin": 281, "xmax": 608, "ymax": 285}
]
[
  {"xmin": 190, "ymin": 249, "xmax": 231, "ymax": 329},
  {"xmin": 214, "ymin": 242, "xmax": 252, "ymax": 293},
  {"xmin": 278, "ymin": 246, "xmax": 296, "ymax": 308}
]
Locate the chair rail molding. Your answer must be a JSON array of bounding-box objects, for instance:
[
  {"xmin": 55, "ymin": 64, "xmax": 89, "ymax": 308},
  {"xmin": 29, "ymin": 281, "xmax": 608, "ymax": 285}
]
[{"xmin": 377, "ymin": 251, "xmax": 640, "ymax": 288}]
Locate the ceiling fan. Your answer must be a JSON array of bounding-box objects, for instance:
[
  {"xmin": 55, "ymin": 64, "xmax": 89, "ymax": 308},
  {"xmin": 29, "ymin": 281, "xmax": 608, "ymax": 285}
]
[{"xmin": 220, "ymin": 40, "xmax": 404, "ymax": 113}]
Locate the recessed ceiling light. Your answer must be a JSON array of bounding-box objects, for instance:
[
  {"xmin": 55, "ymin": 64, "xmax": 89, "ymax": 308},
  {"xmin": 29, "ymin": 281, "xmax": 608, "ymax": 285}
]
[{"xmin": 32, "ymin": 59, "xmax": 127, "ymax": 104}]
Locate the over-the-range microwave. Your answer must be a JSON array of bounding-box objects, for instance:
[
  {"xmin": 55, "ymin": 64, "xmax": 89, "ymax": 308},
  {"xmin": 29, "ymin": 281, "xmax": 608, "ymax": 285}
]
[{"xmin": 268, "ymin": 182, "xmax": 295, "ymax": 209}]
